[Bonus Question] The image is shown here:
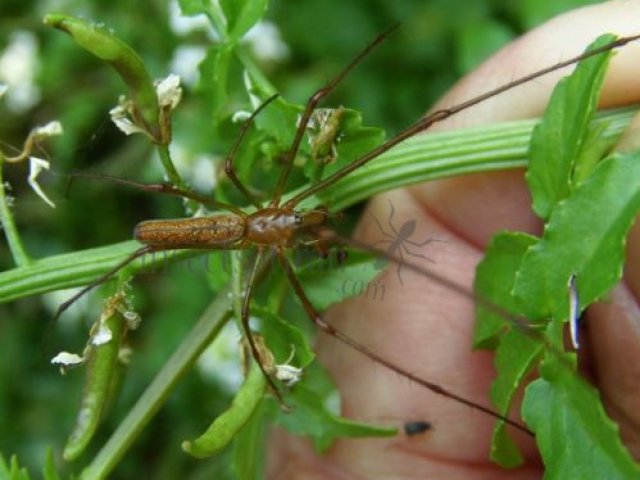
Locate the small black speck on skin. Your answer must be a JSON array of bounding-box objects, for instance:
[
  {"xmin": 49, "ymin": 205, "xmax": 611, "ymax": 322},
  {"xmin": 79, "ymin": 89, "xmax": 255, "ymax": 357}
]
[{"xmin": 404, "ymin": 420, "xmax": 432, "ymax": 436}]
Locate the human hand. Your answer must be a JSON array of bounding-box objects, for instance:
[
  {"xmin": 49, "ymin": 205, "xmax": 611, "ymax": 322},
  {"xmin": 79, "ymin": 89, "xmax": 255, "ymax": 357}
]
[{"xmin": 268, "ymin": 2, "xmax": 640, "ymax": 478}]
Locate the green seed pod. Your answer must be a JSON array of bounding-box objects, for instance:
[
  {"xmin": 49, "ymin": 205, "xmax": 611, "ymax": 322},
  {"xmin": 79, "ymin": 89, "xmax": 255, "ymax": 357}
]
[
  {"xmin": 63, "ymin": 308, "xmax": 126, "ymax": 461},
  {"xmin": 43, "ymin": 14, "xmax": 160, "ymax": 141},
  {"xmin": 182, "ymin": 361, "xmax": 266, "ymax": 458}
]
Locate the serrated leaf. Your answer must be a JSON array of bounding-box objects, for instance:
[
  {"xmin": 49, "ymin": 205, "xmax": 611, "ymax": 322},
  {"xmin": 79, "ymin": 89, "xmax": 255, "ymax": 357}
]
[
  {"xmin": 474, "ymin": 231, "xmax": 538, "ymax": 349},
  {"xmin": 243, "ymin": 71, "xmax": 301, "ymax": 147},
  {"xmin": 270, "ymin": 362, "xmax": 396, "ymax": 452},
  {"xmin": 514, "ymin": 151, "xmax": 640, "ymax": 320},
  {"xmin": 527, "ymin": 34, "xmax": 615, "ymax": 219},
  {"xmin": 296, "ymin": 250, "xmax": 382, "ymax": 310},
  {"xmin": 489, "ymin": 329, "xmax": 543, "ymax": 467},
  {"xmin": 523, "ymin": 356, "xmax": 640, "ymax": 479}
]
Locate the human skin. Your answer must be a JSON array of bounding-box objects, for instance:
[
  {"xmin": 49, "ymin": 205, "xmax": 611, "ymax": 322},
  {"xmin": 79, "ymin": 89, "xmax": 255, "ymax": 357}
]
[{"xmin": 268, "ymin": 2, "xmax": 640, "ymax": 478}]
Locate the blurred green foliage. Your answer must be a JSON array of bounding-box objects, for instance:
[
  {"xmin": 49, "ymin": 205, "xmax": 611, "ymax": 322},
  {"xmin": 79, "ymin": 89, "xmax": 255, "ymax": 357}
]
[{"xmin": 0, "ymin": 0, "xmax": 600, "ymax": 477}]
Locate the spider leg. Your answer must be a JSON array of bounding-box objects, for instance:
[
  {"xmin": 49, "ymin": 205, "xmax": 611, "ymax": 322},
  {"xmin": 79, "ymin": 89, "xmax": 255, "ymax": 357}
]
[
  {"xmin": 225, "ymin": 94, "xmax": 279, "ymax": 209},
  {"xmin": 53, "ymin": 246, "xmax": 154, "ymax": 324},
  {"xmin": 272, "ymin": 26, "xmax": 398, "ymax": 207},
  {"xmin": 241, "ymin": 247, "xmax": 286, "ymax": 405},
  {"xmin": 68, "ymin": 173, "xmax": 245, "ymax": 216},
  {"xmin": 287, "ymin": 35, "xmax": 640, "ymax": 207},
  {"xmin": 274, "ymin": 245, "xmax": 532, "ymax": 435}
]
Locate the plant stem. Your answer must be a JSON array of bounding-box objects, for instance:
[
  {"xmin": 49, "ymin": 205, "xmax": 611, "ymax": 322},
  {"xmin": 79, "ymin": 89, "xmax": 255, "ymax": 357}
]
[
  {"xmin": 0, "ymin": 241, "xmax": 195, "ymax": 303},
  {"xmin": 156, "ymin": 144, "xmax": 184, "ymax": 188},
  {"xmin": 321, "ymin": 105, "xmax": 638, "ymax": 210},
  {"xmin": 81, "ymin": 291, "xmax": 233, "ymax": 480},
  {"xmin": 0, "ymin": 155, "xmax": 31, "ymax": 267},
  {"xmin": 1, "ymin": 106, "xmax": 635, "ymax": 304}
]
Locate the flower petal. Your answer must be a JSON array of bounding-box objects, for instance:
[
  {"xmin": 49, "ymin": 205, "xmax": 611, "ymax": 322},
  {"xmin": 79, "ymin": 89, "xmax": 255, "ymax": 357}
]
[
  {"xmin": 51, "ymin": 351, "xmax": 85, "ymax": 366},
  {"xmin": 28, "ymin": 156, "xmax": 55, "ymax": 208},
  {"xmin": 155, "ymin": 73, "xmax": 182, "ymax": 109},
  {"xmin": 32, "ymin": 120, "xmax": 63, "ymax": 139}
]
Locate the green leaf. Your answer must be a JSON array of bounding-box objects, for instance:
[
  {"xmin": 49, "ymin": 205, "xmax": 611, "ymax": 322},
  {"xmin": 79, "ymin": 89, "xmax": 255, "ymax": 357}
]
[
  {"xmin": 489, "ymin": 329, "xmax": 543, "ymax": 467},
  {"xmin": 296, "ymin": 250, "xmax": 382, "ymax": 311},
  {"xmin": 523, "ymin": 356, "xmax": 640, "ymax": 479},
  {"xmin": 474, "ymin": 231, "xmax": 538, "ymax": 349},
  {"xmin": 43, "ymin": 14, "xmax": 160, "ymax": 139},
  {"xmin": 526, "ymin": 34, "xmax": 615, "ymax": 219},
  {"xmin": 242, "ymin": 70, "xmax": 301, "ymax": 147},
  {"xmin": 258, "ymin": 308, "xmax": 315, "ymax": 368},
  {"xmin": 42, "ymin": 449, "xmax": 60, "ymax": 480},
  {"xmin": 221, "ymin": 0, "xmax": 269, "ymax": 42},
  {"xmin": 320, "ymin": 109, "xmax": 385, "ymax": 179},
  {"xmin": 198, "ymin": 44, "xmax": 234, "ymax": 119},
  {"xmin": 0, "ymin": 454, "xmax": 30, "ymax": 480},
  {"xmin": 270, "ymin": 362, "xmax": 396, "ymax": 452},
  {"xmin": 178, "ymin": 0, "xmax": 211, "ymax": 15},
  {"xmin": 514, "ymin": 151, "xmax": 640, "ymax": 320}
]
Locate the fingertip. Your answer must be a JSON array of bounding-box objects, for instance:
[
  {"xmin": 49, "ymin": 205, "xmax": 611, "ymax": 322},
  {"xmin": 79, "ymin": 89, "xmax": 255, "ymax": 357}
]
[{"xmin": 429, "ymin": 0, "xmax": 640, "ymax": 130}]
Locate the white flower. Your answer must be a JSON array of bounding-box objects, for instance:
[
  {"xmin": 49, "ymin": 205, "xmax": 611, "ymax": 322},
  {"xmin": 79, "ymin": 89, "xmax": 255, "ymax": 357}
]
[
  {"xmin": 92, "ymin": 321, "xmax": 113, "ymax": 346},
  {"xmin": 122, "ymin": 310, "xmax": 141, "ymax": 330},
  {"xmin": 231, "ymin": 110, "xmax": 252, "ymax": 123},
  {"xmin": 0, "ymin": 31, "xmax": 40, "ymax": 112},
  {"xmin": 0, "ymin": 84, "xmax": 7, "ymax": 99},
  {"xmin": 28, "ymin": 156, "xmax": 55, "ymax": 208},
  {"xmin": 170, "ymin": 45, "xmax": 206, "ymax": 86},
  {"xmin": 155, "ymin": 74, "xmax": 182, "ymax": 109},
  {"xmin": 109, "ymin": 100, "xmax": 148, "ymax": 136},
  {"xmin": 243, "ymin": 22, "xmax": 289, "ymax": 62},
  {"xmin": 118, "ymin": 346, "xmax": 133, "ymax": 365},
  {"xmin": 168, "ymin": 0, "xmax": 218, "ymax": 39},
  {"xmin": 109, "ymin": 74, "xmax": 181, "ymax": 139},
  {"xmin": 274, "ymin": 363, "xmax": 303, "ymax": 387},
  {"xmin": 51, "ymin": 351, "xmax": 85, "ymax": 367},
  {"xmin": 32, "ymin": 121, "xmax": 63, "ymax": 139},
  {"xmin": 272, "ymin": 345, "xmax": 303, "ymax": 387}
]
